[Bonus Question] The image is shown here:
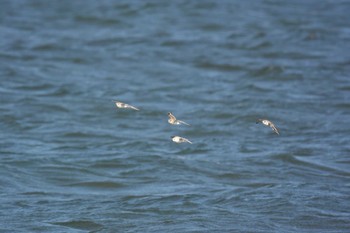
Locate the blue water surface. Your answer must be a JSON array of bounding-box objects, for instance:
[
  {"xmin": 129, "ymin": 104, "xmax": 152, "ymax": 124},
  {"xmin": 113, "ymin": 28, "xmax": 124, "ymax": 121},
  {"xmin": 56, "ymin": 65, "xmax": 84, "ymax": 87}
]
[{"xmin": 1, "ymin": 0, "xmax": 350, "ymax": 232}]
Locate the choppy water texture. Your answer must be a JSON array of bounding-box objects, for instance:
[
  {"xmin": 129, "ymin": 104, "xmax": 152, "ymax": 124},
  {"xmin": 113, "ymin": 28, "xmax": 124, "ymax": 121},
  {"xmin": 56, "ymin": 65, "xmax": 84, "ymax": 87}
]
[{"xmin": 1, "ymin": 0, "xmax": 350, "ymax": 232}]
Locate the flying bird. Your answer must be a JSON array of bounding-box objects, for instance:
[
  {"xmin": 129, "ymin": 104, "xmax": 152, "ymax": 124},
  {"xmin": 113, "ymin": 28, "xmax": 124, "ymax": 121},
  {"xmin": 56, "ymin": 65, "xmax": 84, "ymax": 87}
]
[
  {"xmin": 171, "ymin": 136, "xmax": 192, "ymax": 144},
  {"xmin": 113, "ymin": 101, "xmax": 139, "ymax": 111},
  {"xmin": 167, "ymin": 112, "xmax": 190, "ymax": 126},
  {"xmin": 256, "ymin": 119, "xmax": 279, "ymax": 135}
]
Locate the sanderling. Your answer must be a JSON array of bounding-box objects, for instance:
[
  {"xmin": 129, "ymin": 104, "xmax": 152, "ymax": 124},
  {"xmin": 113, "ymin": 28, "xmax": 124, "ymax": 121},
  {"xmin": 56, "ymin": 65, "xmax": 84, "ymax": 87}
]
[
  {"xmin": 113, "ymin": 101, "xmax": 139, "ymax": 111},
  {"xmin": 256, "ymin": 119, "xmax": 280, "ymax": 135},
  {"xmin": 171, "ymin": 136, "xmax": 192, "ymax": 144},
  {"xmin": 167, "ymin": 112, "xmax": 190, "ymax": 126}
]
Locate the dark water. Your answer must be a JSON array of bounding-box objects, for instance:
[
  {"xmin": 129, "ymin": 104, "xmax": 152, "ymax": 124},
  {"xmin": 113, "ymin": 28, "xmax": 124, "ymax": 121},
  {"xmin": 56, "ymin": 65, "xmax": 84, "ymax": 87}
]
[{"xmin": 1, "ymin": 0, "xmax": 350, "ymax": 232}]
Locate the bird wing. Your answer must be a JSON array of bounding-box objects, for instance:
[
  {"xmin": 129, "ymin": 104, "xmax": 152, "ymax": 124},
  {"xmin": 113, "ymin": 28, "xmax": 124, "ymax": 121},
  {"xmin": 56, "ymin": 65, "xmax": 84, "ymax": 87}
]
[
  {"xmin": 177, "ymin": 120, "xmax": 190, "ymax": 126},
  {"xmin": 269, "ymin": 123, "xmax": 279, "ymax": 135},
  {"xmin": 181, "ymin": 137, "xmax": 192, "ymax": 144},
  {"xmin": 185, "ymin": 138, "xmax": 193, "ymax": 144},
  {"xmin": 168, "ymin": 113, "xmax": 176, "ymax": 121},
  {"xmin": 126, "ymin": 104, "xmax": 139, "ymax": 111}
]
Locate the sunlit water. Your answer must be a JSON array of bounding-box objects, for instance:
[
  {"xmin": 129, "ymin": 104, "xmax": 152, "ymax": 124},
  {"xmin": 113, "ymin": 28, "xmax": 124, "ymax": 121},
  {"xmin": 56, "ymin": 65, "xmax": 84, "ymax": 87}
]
[{"xmin": 1, "ymin": 1, "xmax": 350, "ymax": 232}]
